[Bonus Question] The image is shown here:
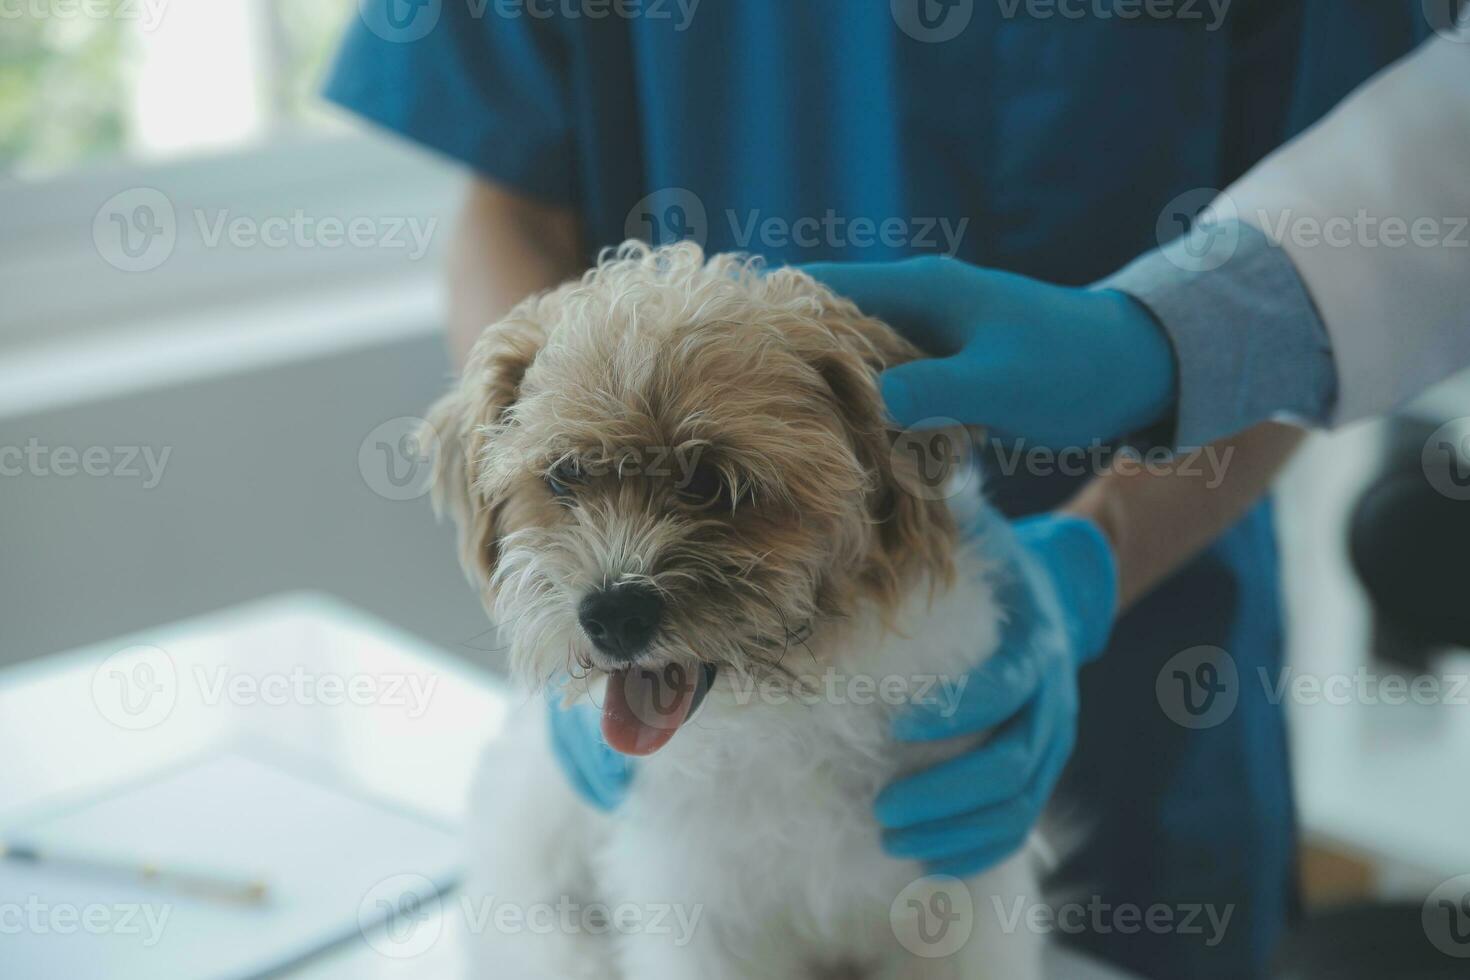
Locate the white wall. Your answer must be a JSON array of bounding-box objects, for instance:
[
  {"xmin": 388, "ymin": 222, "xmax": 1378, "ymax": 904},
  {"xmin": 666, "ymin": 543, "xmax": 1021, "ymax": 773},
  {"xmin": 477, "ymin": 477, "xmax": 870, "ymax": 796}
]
[{"xmin": 0, "ymin": 325, "xmax": 495, "ymax": 671}]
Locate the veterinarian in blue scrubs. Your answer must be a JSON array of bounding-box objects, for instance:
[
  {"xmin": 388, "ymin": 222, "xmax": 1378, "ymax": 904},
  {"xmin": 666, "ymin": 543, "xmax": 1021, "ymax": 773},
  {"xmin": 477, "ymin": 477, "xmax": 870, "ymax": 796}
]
[{"xmin": 327, "ymin": 4, "xmax": 1433, "ymax": 976}]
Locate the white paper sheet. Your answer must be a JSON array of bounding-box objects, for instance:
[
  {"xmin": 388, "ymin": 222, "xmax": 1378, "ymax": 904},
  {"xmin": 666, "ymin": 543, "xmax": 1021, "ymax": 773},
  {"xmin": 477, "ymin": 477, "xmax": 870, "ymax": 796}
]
[{"xmin": 0, "ymin": 751, "xmax": 463, "ymax": 980}]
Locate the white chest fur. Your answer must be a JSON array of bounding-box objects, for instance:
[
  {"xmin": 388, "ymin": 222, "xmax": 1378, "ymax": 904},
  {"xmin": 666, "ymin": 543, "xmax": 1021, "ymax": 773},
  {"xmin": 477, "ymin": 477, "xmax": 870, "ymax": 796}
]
[{"xmin": 466, "ymin": 539, "xmax": 1044, "ymax": 980}]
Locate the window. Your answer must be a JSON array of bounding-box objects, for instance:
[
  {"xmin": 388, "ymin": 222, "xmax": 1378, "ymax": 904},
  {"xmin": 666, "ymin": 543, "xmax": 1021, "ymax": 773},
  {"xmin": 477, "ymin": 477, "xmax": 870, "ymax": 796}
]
[
  {"xmin": 0, "ymin": 0, "xmax": 458, "ymax": 348},
  {"xmin": 1, "ymin": 0, "xmax": 353, "ymax": 181}
]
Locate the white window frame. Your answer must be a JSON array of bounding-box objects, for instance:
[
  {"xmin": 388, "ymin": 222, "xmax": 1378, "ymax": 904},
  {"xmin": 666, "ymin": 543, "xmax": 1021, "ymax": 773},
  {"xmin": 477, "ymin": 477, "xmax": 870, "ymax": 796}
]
[{"xmin": 0, "ymin": 128, "xmax": 462, "ymax": 351}]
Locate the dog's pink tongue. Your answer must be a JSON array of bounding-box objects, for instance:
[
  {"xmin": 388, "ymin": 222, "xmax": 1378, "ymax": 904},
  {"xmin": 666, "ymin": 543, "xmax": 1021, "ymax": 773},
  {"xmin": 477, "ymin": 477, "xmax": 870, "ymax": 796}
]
[{"xmin": 602, "ymin": 665, "xmax": 701, "ymax": 756}]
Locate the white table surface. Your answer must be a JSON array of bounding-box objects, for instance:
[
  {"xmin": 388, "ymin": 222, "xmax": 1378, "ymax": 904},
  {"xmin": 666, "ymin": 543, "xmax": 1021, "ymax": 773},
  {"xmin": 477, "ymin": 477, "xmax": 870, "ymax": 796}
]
[
  {"xmin": 1291, "ymin": 648, "xmax": 1470, "ymax": 883},
  {"xmin": 0, "ymin": 592, "xmax": 1135, "ymax": 979}
]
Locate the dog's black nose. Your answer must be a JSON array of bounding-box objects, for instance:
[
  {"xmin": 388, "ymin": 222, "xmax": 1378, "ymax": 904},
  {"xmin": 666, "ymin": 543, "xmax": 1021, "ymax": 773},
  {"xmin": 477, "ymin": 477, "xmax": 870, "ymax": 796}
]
[{"xmin": 578, "ymin": 585, "xmax": 663, "ymax": 660}]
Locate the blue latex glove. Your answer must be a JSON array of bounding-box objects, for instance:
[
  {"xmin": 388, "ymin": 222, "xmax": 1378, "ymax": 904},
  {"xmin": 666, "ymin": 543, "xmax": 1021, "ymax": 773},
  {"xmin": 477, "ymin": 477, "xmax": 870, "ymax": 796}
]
[
  {"xmin": 803, "ymin": 257, "xmax": 1178, "ymax": 448},
  {"xmin": 875, "ymin": 511, "xmax": 1117, "ymax": 877},
  {"xmin": 547, "ymin": 696, "xmax": 633, "ymax": 811}
]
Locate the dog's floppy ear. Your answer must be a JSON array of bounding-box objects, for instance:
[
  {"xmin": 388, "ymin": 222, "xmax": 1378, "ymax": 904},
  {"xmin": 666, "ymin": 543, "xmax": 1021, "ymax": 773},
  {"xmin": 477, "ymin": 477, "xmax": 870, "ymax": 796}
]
[
  {"xmin": 426, "ymin": 314, "xmax": 548, "ymax": 589},
  {"xmin": 770, "ymin": 268, "xmax": 959, "ymax": 605}
]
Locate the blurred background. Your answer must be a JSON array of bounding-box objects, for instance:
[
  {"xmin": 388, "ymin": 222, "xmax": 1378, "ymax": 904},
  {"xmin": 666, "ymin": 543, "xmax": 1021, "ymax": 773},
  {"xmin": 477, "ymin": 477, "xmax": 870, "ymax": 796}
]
[
  {"xmin": 1, "ymin": 0, "xmax": 486, "ymax": 661},
  {"xmin": 1, "ymin": 2, "xmax": 1468, "ymax": 977}
]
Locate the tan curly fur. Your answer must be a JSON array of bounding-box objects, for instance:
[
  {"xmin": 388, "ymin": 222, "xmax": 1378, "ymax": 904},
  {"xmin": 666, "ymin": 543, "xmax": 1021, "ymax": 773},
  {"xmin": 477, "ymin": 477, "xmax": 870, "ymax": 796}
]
[{"xmin": 427, "ymin": 241, "xmax": 957, "ymax": 688}]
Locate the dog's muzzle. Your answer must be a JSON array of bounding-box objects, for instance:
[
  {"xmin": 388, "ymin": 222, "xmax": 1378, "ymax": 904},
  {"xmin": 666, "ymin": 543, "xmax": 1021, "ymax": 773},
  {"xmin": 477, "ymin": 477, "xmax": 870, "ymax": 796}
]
[{"xmin": 578, "ymin": 584, "xmax": 663, "ymax": 661}]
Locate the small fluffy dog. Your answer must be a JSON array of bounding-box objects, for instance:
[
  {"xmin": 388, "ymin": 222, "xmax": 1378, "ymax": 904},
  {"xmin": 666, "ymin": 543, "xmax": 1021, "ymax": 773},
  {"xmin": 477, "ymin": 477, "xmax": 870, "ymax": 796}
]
[{"xmin": 429, "ymin": 243, "xmax": 1043, "ymax": 979}]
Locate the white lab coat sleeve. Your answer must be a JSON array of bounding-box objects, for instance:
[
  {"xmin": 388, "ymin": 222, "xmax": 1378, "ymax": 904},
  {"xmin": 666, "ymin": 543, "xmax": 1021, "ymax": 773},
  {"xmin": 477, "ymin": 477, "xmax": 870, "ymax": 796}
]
[{"xmin": 1223, "ymin": 28, "xmax": 1470, "ymax": 425}]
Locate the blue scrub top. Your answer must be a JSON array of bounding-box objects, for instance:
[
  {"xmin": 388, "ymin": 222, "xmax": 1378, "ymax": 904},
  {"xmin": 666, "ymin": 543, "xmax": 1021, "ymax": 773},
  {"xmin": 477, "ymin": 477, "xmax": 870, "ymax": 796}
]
[{"xmin": 327, "ymin": 4, "xmax": 1427, "ymax": 976}]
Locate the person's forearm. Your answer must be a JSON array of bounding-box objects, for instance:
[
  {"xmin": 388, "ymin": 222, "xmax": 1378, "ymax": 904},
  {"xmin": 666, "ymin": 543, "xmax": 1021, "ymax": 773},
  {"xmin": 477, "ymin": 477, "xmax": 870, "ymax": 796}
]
[
  {"xmin": 1064, "ymin": 422, "xmax": 1305, "ymax": 610},
  {"xmin": 447, "ymin": 178, "xmax": 583, "ymax": 368}
]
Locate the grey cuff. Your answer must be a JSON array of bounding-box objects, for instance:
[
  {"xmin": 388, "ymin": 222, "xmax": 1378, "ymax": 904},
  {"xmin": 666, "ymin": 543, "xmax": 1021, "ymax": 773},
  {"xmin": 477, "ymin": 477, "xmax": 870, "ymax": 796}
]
[{"xmin": 1096, "ymin": 221, "xmax": 1338, "ymax": 449}]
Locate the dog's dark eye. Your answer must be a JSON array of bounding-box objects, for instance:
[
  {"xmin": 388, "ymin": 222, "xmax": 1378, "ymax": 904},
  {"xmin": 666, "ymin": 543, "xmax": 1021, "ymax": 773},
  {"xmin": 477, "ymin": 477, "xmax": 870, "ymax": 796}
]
[
  {"xmin": 546, "ymin": 460, "xmax": 581, "ymax": 498},
  {"xmin": 675, "ymin": 462, "xmax": 729, "ymax": 510}
]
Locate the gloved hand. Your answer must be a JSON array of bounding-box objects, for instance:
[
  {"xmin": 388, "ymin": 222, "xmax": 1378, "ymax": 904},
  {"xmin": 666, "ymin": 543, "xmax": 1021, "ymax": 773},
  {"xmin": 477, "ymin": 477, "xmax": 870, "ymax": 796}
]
[
  {"xmin": 547, "ymin": 695, "xmax": 634, "ymax": 811},
  {"xmin": 875, "ymin": 511, "xmax": 1117, "ymax": 878},
  {"xmin": 802, "ymin": 256, "xmax": 1177, "ymax": 448}
]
